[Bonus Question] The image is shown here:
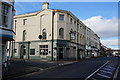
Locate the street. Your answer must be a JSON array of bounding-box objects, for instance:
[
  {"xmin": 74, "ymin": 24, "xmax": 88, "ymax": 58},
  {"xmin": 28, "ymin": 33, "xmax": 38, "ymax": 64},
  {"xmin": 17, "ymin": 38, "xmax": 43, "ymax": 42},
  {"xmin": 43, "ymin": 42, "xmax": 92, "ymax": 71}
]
[{"xmin": 8, "ymin": 56, "xmax": 120, "ymax": 80}]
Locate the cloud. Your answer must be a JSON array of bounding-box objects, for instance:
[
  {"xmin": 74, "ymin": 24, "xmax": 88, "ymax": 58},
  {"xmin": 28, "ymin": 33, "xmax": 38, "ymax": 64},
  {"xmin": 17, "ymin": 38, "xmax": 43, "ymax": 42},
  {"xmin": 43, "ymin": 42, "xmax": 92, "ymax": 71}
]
[
  {"xmin": 101, "ymin": 39, "xmax": 118, "ymax": 46},
  {"xmin": 82, "ymin": 16, "xmax": 118, "ymax": 38},
  {"xmin": 101, "ymin": 39, "xmax": 120, "ymax": 49}
]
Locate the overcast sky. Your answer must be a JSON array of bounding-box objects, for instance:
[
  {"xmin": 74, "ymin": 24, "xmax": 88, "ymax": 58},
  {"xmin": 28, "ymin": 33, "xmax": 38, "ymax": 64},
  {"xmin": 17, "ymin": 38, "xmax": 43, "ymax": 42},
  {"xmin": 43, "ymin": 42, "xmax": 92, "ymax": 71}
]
[{"xmin": 14, "ymin": 1, "xmax": 119, "ymax": 49}]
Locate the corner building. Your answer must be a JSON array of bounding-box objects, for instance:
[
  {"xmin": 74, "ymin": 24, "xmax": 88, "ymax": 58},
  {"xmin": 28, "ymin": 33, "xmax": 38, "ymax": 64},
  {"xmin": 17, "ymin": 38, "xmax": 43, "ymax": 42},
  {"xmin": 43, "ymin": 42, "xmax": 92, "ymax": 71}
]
[{"xmin": 12, "ymin": 2, "xmax": 100, "ymax": 61}]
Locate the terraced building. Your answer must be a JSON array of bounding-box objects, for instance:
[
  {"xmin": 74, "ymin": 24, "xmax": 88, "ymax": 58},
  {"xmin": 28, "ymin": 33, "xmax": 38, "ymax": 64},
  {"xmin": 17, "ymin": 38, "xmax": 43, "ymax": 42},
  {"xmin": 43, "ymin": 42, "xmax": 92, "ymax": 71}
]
[{"xmin": 11, "ymin": 2, "xmax": 100, "ymax": 61}]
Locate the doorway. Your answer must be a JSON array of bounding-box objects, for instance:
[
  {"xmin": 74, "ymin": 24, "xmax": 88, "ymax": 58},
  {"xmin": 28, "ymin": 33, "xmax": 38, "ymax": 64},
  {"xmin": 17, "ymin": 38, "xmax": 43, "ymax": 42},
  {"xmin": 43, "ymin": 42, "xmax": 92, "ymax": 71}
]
[
  {"xmin": 58, "ymin": 47, "xmax": 64, "ymax": 60},
  {"xmin": 20, "ymin": 45, "xmax": 26, "ymax": 59}
]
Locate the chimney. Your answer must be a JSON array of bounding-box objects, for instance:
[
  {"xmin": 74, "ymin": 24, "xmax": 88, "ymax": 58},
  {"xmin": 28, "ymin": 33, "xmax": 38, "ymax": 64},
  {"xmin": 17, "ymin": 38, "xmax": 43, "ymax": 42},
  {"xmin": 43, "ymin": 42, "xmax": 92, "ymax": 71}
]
[{"xmin": 42, "ymin": 2, "xmax": 49, "ymax": 10}]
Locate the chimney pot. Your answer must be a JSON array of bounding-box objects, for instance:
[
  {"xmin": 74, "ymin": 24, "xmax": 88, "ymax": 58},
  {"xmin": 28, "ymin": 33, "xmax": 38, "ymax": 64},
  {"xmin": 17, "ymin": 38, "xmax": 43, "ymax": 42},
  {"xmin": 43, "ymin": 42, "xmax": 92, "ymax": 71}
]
[{"xmin": 42, "ymin": 2, "xmax": 49, "ymax": 10}]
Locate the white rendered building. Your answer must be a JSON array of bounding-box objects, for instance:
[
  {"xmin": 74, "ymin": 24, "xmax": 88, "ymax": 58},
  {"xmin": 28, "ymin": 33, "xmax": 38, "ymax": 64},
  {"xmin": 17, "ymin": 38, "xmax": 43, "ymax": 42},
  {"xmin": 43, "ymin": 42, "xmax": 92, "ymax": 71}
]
[{"xmin": 11, "ymin": 2, "xmax": 100, "ymax": 61}]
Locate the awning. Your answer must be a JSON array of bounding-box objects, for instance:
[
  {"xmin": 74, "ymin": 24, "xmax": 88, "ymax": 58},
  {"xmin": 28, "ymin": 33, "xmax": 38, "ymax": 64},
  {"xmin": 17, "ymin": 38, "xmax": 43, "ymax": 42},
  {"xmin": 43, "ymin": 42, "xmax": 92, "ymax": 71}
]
[{"xmin": 0, "ymin": 37, "xmax": 14, "ymax": 41}]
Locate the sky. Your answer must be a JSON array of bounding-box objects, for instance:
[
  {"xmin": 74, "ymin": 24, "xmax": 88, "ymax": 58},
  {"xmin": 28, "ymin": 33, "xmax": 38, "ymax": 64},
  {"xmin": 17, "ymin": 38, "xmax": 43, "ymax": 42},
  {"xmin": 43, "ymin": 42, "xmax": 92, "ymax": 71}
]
[{"xmin": 14, "ymin": 1, "xmax": 119, "ymax": 49}]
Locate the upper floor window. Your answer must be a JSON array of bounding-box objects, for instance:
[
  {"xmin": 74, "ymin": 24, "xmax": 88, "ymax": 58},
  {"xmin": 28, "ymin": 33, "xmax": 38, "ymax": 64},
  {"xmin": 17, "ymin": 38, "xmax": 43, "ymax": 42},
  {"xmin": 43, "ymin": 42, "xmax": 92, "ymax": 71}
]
[
  {"xmin": 77, "ymin": 24, "xmax": 79, "ymax": 28},
  {"xmin": 23, "ymin": 30, "xmax": 26, "ymax": 41},
  {"xmin": 42, "ymin": 29, "xmax": 47, "ymax": 39},
  {"xmin": 59, "ymin": 14, "xmax": 64, "ymax": 21},
  {"xmin": 70, "ymin": 18, "xmax": 72, "ymax": 24},
  {"xmin": 69, "ymin": 29, "xmax": 76, "ymax": 40},
  {"xmin": 23, "ymin": 19, "xmax": 27, "ymax": 25},
  {"xmin": 14, "ymin": 20, "xmax": 17, "ymax": 32},
  {"xmin": 2, "ymin": 3, "xmax": 9, "ymax": 27},
  {"xmin": 59, "ymin": 28, "xmax": 64, "ymax": 39},
  {"xmin": 74, "ymin": 21, "xmax": 76, "ymax": 27}
]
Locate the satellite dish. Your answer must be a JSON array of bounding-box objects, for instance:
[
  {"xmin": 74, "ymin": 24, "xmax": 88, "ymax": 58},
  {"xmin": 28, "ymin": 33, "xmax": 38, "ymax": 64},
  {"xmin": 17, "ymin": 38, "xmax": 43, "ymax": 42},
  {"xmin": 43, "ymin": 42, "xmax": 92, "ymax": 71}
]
[{"xmin": 38, "ymin": 35, "xmax": 42, "ymax": 39}]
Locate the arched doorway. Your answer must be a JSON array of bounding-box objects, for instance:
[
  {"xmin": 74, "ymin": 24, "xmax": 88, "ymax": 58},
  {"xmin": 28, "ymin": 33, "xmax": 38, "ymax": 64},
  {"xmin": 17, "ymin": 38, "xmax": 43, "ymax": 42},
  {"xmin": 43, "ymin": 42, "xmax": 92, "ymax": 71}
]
[{"xmin": 20, "ymin": 45, "xmax": 26, "ymax": 59}]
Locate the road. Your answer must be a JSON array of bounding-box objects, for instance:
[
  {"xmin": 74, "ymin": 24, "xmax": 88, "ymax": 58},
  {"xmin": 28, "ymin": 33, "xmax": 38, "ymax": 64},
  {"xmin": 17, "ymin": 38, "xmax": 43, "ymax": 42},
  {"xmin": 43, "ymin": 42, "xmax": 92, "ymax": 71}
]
[{"xmin": 10, "ymin": 56, "xmax": 118, "ymax": 80}]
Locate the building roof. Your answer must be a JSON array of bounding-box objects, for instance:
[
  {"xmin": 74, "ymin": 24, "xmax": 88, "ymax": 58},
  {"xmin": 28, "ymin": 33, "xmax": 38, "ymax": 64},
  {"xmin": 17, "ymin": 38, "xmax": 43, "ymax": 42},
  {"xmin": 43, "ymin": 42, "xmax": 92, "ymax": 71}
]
[{"xmin": 14, "ymin": 8, "xmax": 86, "ymax": 26}]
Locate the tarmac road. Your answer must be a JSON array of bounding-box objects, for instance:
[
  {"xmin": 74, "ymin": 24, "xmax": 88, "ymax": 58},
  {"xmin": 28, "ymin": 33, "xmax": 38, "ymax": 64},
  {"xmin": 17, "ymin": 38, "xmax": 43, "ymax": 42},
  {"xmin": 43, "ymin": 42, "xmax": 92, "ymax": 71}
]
[{"xmin": 9, "ymin": 56, "xmax": 118, "ymax": 80}]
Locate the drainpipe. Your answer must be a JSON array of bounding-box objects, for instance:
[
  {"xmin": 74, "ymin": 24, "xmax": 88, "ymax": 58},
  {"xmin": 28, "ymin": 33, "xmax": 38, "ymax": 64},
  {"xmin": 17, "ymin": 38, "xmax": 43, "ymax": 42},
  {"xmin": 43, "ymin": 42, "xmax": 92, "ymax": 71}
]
[
  {"xmin": 51, "ymin": 11, "xmax": 55, "ymax": 61},
  {"xmin": 76, "ymin": 20, "xmax": 79, "ymax": 61},
  {"xmin": 84, "ymin": 26, "xmax": 86, "ymax": 58},
  {"xmin": 11, "ymin": 41, "xmax": 13, "ymax": 58}
]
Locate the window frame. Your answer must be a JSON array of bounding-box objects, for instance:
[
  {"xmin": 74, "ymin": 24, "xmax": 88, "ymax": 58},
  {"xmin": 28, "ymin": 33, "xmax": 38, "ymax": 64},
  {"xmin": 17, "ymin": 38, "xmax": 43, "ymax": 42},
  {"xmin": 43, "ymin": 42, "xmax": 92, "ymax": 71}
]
[
  {"xmin": 39, "ymin": 45, "xmax": 48, "ymax": 55},
  {"xmin": 59, "ymin": 14, "xmax": 64, "ymax": 21},
  {"xmin": 59, "ymin": 28, "xmax": 64, "ymax": 39},
  {"xmin": 30, "ymin": 49, "xmax": 35, "ymax": 55},
  {"xmin": 42, "ymin": 29, "xmax": 47, "ymax": 40},
  {"xmin": 23, "ymin": 19, "xmax": 27, "ymax": 25},
  {"xmin": 70, "ymin": 18, "xmax": 72, "ymax": 24},
  {"xmin": 23, "ymin": 30, "xmax": 26, "ymax": 41},
  {"xmin": 2, "ymin": 3, "xmax": 10, "ymax": 27}
]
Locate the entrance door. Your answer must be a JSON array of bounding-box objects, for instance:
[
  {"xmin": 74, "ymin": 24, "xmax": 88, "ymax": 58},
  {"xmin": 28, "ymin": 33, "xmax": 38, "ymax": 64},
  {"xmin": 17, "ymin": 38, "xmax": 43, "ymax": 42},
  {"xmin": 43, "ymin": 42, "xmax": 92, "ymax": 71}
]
[
  {"xmin": 20, "ymin": 45, "xmax": 26, "ymax": 59},
  {"xmin": 78, "ymin": 50, "xmax": 80, "ymax": 59},
  {"xmin": 59, "ymin": 47, "xmax": 64, "ymax": 59}
]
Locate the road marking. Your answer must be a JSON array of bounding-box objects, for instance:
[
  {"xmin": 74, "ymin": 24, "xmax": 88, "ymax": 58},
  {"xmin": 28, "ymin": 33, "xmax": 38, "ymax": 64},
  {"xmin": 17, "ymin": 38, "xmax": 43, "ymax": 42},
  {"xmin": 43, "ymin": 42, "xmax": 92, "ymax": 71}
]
[
  {"xmin": 104, "ymin": 66, "xmax": 115, "ymax": 70},
  {"xmin": 96, "ymin": 73, "xmax": 111, "ymax": 78},
  {"xmin": 113, "ymin": 62, "xmax": 120, "ymax": 80},
  {"xmin": 100, "ymin": 70, "xmax": 112, "ymax": 74},
  {"xmin": 105, "ymin": 66, "xmax": 115, "ymax": 69},
  {"xmin": 85, "ymin": 61, "xmax": 109, "ymax": 80},
  {"xmin": 103, "ymin": 67, "xmax": 113, "ymax": 71}
]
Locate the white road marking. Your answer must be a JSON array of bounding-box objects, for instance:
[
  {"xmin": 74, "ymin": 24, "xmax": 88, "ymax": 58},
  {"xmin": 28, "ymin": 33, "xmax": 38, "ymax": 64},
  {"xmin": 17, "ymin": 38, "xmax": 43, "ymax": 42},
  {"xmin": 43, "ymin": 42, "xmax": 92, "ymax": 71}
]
[
  {"xmin": 100, "ymin": 70, "xmax": 112, "ymax": 74},
  {"xmin": 105, "ymin": 66, "xmax": 115, "ymax": 69},
  {"xmin": 85, "ymin": 61, "xmax": 109, "ymax": 80},
  {"xmin": 96, "ymin": 73, "xmax": 111, "ymax": 78},
  {"xmin": 113, "ymin": 63, "xmax": 120, "ymax": 80},
  {"xmin": 103, "ymin": 67, "xmax": 113, "ymax": 71}
]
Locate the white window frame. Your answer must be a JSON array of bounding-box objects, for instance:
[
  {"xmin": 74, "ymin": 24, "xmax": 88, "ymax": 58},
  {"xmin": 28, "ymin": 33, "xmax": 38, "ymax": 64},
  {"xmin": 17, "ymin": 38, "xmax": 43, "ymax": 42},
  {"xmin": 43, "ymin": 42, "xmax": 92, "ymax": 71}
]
[
  {"xmin": 59, "ymin": 14, "xmax": 64, "ymax": 21},
  {"xmin": 2, "ymin": 3, "xmax": 9, "ymax": 27}
]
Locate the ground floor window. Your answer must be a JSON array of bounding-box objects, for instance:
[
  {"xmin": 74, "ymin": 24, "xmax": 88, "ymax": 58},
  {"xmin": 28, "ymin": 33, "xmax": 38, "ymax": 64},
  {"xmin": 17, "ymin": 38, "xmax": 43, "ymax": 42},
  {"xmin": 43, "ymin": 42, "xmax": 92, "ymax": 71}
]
[
  {"xmin": 39, "ymin": 45, "xmax": 48, "ymax": 55},
  {"xmin": 30, "ymin": 49, "xmax": 35, "ymax": 55},
  {"xmin": 14, "ymin": 49, "xmax": 17, "ymax": 53}
]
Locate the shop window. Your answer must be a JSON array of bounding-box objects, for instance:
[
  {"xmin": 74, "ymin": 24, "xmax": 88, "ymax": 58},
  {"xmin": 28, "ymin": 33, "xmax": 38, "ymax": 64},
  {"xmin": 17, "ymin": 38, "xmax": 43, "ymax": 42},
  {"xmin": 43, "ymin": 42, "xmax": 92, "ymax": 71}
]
[
  {"xmin": 39, "ymin": 45, "xmax": 48, "ymax": 55},
  {"xmin": 14, "ymin": 49, "xmax": 17, "ymax": 53},
  {"xmin": 30, "ymin": 49, "xmax": 35, "ymax": 55}
]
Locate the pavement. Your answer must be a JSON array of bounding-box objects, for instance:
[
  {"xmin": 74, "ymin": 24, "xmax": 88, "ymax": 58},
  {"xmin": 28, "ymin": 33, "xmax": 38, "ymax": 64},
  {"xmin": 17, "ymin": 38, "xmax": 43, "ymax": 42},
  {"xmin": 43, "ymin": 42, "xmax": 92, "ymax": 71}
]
[{"xmin": 2, "ymin": 58, "xmax": 77, "ymax": 80}]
